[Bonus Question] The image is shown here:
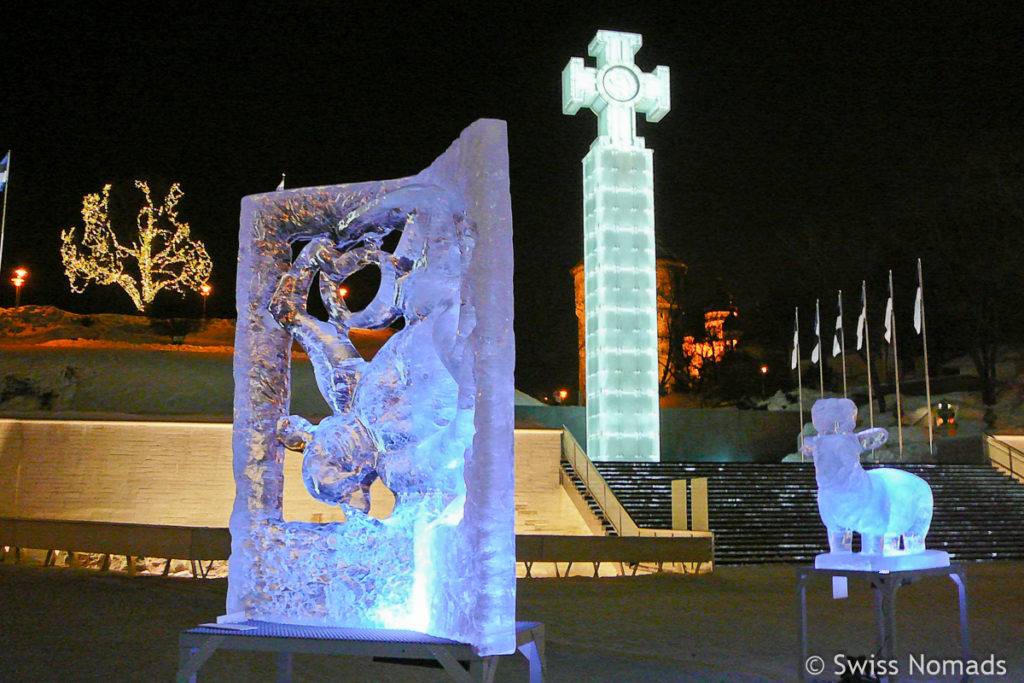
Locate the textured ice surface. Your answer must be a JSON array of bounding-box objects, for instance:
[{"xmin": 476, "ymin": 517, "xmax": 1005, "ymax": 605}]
[
  {"xmin": 228, "ymin": 120, "xmax": 516, "ymax": 655},
  {"xmin": 804, "ymin": 398, "xmax": 948, "ymax": 571}
]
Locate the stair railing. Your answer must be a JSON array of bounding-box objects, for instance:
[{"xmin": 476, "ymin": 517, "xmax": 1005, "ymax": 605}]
[
  {"xmin": 560, "ymin": 427, "xmax": 641, "ymax": 535},
  {"xmin": 559, "ymin": 427, "xmax": 709, "ymax": 540},
  {"xmin": 985, "ymin": 434, "xmax": 1024, "ymax": 483}
]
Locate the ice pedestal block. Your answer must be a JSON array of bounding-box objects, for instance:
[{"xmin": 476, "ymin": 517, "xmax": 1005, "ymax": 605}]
[
  {"xmin": 803, "ymin": 398, "xmax": 949, "ymax": 571},
  {"xmin": 228, "ymin": 120, "xmax": 516, "ymax": 655}
]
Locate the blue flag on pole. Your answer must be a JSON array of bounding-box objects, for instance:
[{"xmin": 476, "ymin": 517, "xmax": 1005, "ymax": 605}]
[{"xmin": 0, "ymin": 152, "xmax": 9, "ymax": 191}]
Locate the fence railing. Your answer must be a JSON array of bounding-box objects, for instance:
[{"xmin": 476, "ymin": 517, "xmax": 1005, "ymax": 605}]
[
  {"xmin": 985, "ymin": 434, "xmax": 1024, "ymax": 483},
  {"xmin": 559, "ymin": 427, "xmax": 711, "ymax": 540}
]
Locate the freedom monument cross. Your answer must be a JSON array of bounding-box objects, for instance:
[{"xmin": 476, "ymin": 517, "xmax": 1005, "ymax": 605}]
[{"xmin": 563, "ymin": 30, "xmax": 670, "ymax": 462}]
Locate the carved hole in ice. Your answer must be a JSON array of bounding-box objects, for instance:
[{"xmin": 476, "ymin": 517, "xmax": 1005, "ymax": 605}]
[{"xmin": 338, "ymin": 262, "xmax": 381, "ymax": 316}]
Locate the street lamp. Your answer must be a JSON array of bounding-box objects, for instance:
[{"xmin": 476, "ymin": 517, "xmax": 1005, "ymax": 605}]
[
  {"xmin": 11, "ymin": 268, "xmax": 28, "ymax": 307},
  {"xmin": 759, "ymin": 364, "xmax": 769, "ymax": 396},
  {"xmin": 200, "ymin": 283, "xmax": 211, "ymax": 318}
]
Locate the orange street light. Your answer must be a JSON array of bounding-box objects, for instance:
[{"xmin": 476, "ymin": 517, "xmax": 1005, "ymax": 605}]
[
  {"xmin": 11, "ymin": 267, "xmax": 28, "ymax": 307},
  {"xmin": 557, "ymin": 389, "xmax": 569, "ymax": 404},
  {"xmin": 200, "ymin": 283, "xmax": 212, "ymax": 318},
  {"xmin": 338, "ymin": 286, "xmax": 349, "ymax": 298}
]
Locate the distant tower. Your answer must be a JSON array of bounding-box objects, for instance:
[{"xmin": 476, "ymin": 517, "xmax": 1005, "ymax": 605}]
[{"xmin": 563, "ymin": 30, "xmax": 670, "ymax": 462}]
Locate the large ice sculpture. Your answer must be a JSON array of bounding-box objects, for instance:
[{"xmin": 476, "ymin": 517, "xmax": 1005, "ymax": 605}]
[
  {"xmin": 804, "ymin": 398, "xmax": 949, "ymax": 571},
  {"xmin": 228, "ymin": 120, "xmax": 516, "ymax": 655},
  {"xmin": 563, "ymin": 30, "xmax": 670, "ymax": 462}
]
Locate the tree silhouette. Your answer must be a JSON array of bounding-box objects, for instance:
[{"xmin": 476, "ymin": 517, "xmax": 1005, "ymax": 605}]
[{"xmin": 60, "ymin": 181, "xmax": 212, "ymax": 313}]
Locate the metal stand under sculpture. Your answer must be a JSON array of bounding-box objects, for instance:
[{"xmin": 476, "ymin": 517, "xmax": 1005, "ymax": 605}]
[
  {"xmin": 226, "ymin": 120, "xmax": 518, "ymax": 657},
  {"xmin": 796, "ymin": 565, "xmax": 969, "ymax": 683},
  {"xmin": 803, "ymin": 398, "xmax": 949, "ymax": 571},
  {"xmin": 563, "ymin": 30, "xmax": 670, "ymax": 462}
]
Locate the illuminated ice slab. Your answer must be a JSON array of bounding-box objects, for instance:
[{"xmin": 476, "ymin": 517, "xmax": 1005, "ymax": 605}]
[
  {"xmin": 563, "ymin": 30, "xmax": 670, "ymax": 462},
  {"xmin": 228, "ymin": 120, "xmax": 516, "ymax": 655},
  {"xmin": 815, "ymin": 548, "xmax": 950, "ymax": 572},
  {"xmin": 804, "ymin": 398, "xmax": 949, "ymax": 572}
]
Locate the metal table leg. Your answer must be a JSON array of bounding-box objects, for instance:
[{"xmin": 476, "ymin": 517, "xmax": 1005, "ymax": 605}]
[
  {"xmin": 949, "ymin": 568, "xmax": 971, "ymax": 683},
  {"xmin": 796, "ymin": 568, "xmax": 809, "ymax": 683},
  {"xmin": 176, "ymin": 635, "xmax": 224, "ymax": 683}
]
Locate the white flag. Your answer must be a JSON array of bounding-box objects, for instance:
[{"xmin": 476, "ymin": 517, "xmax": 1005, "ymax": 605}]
[
  {"xmin": 883, "ymin": 292, "xmax": 894, "ymax": 343},
  {"xmin": 811, "ymin": 308, "xmax": 820, "ymax": 364},
  {"xmin": 276, "ymin": 173, "xmax": 286, "ymax": 191},
  {"xmin": 856, "ymin": 291, "xmax": 867, "ymax": 350},
  {"xmin": 913, "ymin": 284, "xmax": 922, "ymax": 334},
  {"xmin": 791, "ymin": 314, "xmax": 799, "ymax": 370},
  {"xmin": 832, "ymin": 294, "xmax": 843, "ymax": 357}
]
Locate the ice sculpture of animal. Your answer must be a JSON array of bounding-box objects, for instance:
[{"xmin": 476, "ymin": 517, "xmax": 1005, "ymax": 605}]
[
  {"xmin": 229, "ymin": 120, "xmax": 516, "ymax": 654},
  {"xmin": 268, "ymin": 220, "xmax": 464, "ymax": 514},
  {"xmin": 803, "ymin": 398, "xmax": 934, "ymax": 557}
]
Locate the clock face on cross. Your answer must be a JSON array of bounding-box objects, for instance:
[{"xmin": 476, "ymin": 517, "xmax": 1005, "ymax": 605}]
[{"xmin": 601, "ymin": 65, "xmax": 641, "ymax": 103}]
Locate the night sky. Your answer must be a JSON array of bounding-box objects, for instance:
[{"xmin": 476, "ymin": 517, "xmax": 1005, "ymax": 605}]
[{"xmin": 3, "ymin": 3, "xmax": 1023, "ymax": 396}]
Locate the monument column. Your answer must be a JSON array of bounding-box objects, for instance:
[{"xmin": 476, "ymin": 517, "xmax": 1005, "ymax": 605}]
[{"xmin": 563, "ymin": 30, "xmax": 670, "ymax": 462}]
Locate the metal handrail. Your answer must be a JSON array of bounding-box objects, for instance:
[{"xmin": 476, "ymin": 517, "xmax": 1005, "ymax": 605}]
[
  {"xmin": 985, "ymin": 434, "xmax": 1024, "ymax": 481},
  {"xmin": 559, "ymin": 427, "xmax": 708, "ymax": 539}
]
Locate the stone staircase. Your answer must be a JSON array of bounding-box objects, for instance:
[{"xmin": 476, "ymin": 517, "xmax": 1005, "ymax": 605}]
[
  {"xmin": 593, "ymin": 462, "xmax": 1024, "ymax": 565},
  {"xmin": 560, "ymin": 457, "xmax": 617, "ymax": 535}
]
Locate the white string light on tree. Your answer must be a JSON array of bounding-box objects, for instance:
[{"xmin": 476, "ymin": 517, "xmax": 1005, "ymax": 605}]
[{"xmin": 60, "ymin": 181, "xmax": 212, "ymax": 312}]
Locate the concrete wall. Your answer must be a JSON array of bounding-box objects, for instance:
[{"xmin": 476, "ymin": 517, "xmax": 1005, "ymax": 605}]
[
  {"xmin": 0, "ymin": 420, "xmax": 236, "ymax": 527},
  {"xmin": 0, "ymin": 419, "xmax": 590, "ymax": 535},
  {"xmin": 516, "ymin": 406, "xmax": 798, "ymax": 462}
]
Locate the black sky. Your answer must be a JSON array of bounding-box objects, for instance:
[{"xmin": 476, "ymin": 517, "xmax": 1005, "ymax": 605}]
[{"xmin": 2, "ymin": 2, "xmax": 1022, "ymax": 395}]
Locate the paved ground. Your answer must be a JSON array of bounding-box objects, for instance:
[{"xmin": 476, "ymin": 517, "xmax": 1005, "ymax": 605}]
[{"xmin": 0, "ymin": 560, "xmax": 1020, "ymax": 682}]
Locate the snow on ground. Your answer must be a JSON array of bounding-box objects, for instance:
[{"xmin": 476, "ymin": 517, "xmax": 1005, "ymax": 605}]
[
  {"xmin": 0, "ymin": 306, "xmax": 395, "ymax": 420},
  {"xmin": 1, "ymin": 306, "xmax": 1022, "ymax": 681},
  {"xmin": 1, "ymin": 559, "xmax": 1021, "ymax": 682}
]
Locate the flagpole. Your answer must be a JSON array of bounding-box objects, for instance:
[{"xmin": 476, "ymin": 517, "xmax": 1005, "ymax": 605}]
[
  {"xmin": 0, "ymin": 150, "xmax": 10, "ymax": 278},
  {"xmin": 919, "ymin": 258, "xmax": 934, "ymax": 456},
  {"xmin": 795, "ymin": 307, "xmax": 805, "ymax": 461},
  {"xmin": 838, "ymin": 290, "xmax": 848, "ymax": 397},
  {"xmin": 889, "ymin": 270, "xmax": 904, "ymax": 461},
  {"xmin": 862, "ymin": 281, "xmax": 874, "ymax": 430},
  {"xmin": 816, "ymin": 299, "xmax": 824, "ymax": 400}
]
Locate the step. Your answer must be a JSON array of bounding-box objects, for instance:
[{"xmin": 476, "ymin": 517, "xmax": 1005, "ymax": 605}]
[{"xmin": 592, "ymin": 461, "xmax": 1024, "ymax": 565}]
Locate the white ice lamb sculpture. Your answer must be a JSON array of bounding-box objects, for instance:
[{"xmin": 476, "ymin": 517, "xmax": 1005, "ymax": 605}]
[{"xmin": 803, "ymin": 398, "xmax": 934, "ymax": 557}]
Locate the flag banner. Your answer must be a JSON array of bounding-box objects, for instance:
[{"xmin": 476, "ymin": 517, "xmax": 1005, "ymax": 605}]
[
  {"xmin": 856, "ymin": 292, "xmax": 867, "ymax": 350},
  {"xmin": 791, "ymin": 314, "xmax": 799, "ymax": 370},
  {"xmin": 913, "ymin": 284, "xmax": 922, "ymax": 334},
  {"xmin": 0, "ymin": 151, "xmax": 9, "ymax": 191},
  {"xmin": 883, "ymin": 293, "xmax": 894, "ymax": 343},
  {"xmin": 811, "ymin": 307, "xmax": 820, "ymax": 364},
  {"xmin": 832, "ymin": 293, "xmax": 843, "ymax": 357}
]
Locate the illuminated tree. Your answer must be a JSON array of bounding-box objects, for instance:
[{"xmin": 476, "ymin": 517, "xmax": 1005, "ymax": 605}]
[{"xmin": 61, "ymin": 181, "xmax": 212, "ymax": 312}]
